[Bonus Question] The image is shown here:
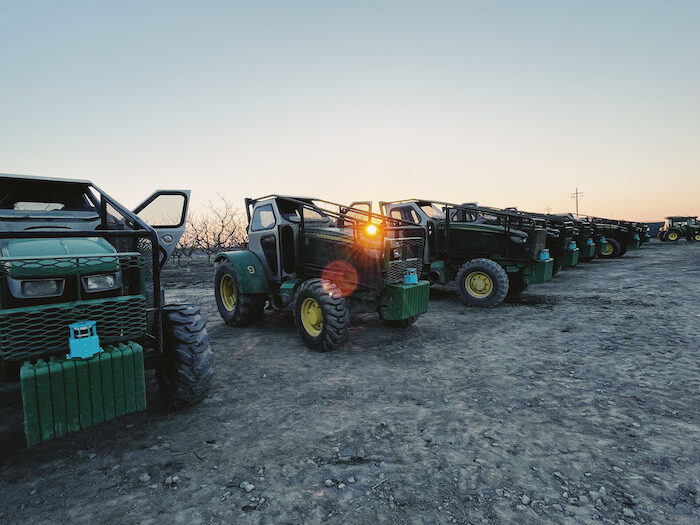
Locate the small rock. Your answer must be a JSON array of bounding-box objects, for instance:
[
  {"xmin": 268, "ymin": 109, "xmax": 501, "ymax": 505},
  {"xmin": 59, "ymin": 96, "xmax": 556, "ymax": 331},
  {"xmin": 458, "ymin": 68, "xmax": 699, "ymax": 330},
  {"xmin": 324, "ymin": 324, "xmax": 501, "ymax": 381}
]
[
  {"xmin": 88, "ymin": 453, "xmax": 97, "ymax": 460},
  {"xmin": 357, "ymin": 449, "xmax": 366, "ymax": 458},
  {"xmin": 521, "ymin": 495, "xmax": 531, "ymax": 505},
  {"xmin": 584, "ymin": 472, "xmax": 592, "ymax": 477},
  {"xmin": 516, "ymin": 504, "xmax": 527, "ymax": 511},
  {"xmin": 138, "ymin": 473, "xmax": 151, "ymax": 483},
  {"xmin": 332, "ymin": 446, "xmax": 339, "ymax": 453},
  {"xmin": 172, "ymin": 476, "xmax": 180, "ymax": 483},
  {"xmin": 562, "ymin": 492, "xmax": 569, "ymax": 498},
  {"xmin": 631, "ymin": 422, "xmax": 640, "ymax": 428},
  {"xmin": 613, "ymin": 466, "xmax": 623, "ymax": 473},
  {"xmin": 325, "ymin": 479, "xmax": 334, "ymax": 487},
  {"xmin": 244, "ymin": 484, "xmax": 254, "ymax": 493},
  {"xmin": 496, "ymin": 489, "xmax": 504, "ymax": 497},
  {"xmin": 579, "ymin": 495, "xmax": 589, "ymax": 504},
  {"xmin": 165, "ymin": 476, "xmax": 173, "ymax": 485},
  {"xmin": 148, "ymin": 483, "xmax": 158, "ymax": 489},
  {"xmin": 111, "ymin": 465, "xmax": 120, "ymax": 471},
  {"xmin": 338, "ymin": 483, "xmax": 346, "ymax": 489},
  {"xmin": 30, "ymin": 489, "xmax": 37, "ymax": 495},
  {"xmin": 221, "ymin": 491, "xmax": 231, "ymax": 501},
  {"xmin": 589, "ymin": 491, "xmax": 600, "ymax": 500},
  {"xmin": 257, "ymin": 468, "xmax": 264, "ymax": 475},
  {"xmin": 623, "ymin": 507, "xmax": 635, "ymax": 518},
  {"xmin": 347, "ymin": 477, "xmax": 356, "ymax": 484},
  {"xmin": 599, "ymin": 486, "xmax": 608, "ymax": 495}
]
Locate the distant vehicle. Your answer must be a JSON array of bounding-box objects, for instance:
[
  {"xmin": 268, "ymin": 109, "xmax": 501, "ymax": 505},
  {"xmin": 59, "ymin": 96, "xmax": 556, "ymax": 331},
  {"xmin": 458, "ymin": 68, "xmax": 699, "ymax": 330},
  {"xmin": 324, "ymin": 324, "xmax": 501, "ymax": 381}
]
[{"xmin": 658, "ymin": 216, "xmax": 700, "ymax": 242}]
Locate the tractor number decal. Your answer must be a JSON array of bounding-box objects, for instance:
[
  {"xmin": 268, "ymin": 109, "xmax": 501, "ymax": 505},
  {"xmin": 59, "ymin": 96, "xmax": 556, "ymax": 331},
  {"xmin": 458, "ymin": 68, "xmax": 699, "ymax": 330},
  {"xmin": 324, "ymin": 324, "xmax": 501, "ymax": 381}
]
[{"xmin": 247, "ymin": 265, "xmax": 256, "ymax": 274}]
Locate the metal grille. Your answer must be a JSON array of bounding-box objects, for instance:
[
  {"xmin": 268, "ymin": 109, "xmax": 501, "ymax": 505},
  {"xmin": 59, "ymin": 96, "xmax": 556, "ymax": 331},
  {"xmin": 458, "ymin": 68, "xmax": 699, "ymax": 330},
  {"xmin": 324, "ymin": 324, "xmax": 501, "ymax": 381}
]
[
  {"xmin": 384, "ymin": 237, "xmax": 423, "ymax": 283},
  {"xmin": 0, "ymin": 296, "xmax": 146, "ymax": 361},
  {"xmin": 525, "ymin": 229, "xmax": 547, "ymax": 258}
]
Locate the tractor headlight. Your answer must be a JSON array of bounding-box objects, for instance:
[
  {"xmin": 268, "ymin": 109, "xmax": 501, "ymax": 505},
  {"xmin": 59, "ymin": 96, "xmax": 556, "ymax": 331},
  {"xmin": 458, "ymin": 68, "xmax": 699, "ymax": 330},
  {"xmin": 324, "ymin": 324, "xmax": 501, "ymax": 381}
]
[
  {"xmin": 82, "ymin": 272, "xmax": 121, "ymax": 292},
  {"xmin": 20, "ymin": 279, "xmax": 65, "ymax": 298},
  {"xmin": 509, "ymin": 235, "xmax": 526, "ymax": 244}
]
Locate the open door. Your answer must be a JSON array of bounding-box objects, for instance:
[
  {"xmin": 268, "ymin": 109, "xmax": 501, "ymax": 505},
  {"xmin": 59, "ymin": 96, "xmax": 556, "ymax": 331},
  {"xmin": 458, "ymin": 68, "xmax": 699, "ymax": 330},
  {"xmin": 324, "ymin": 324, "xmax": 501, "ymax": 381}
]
[{"xmin": 133, "ymin": 190, "xmax": 190, "ymax": 264}]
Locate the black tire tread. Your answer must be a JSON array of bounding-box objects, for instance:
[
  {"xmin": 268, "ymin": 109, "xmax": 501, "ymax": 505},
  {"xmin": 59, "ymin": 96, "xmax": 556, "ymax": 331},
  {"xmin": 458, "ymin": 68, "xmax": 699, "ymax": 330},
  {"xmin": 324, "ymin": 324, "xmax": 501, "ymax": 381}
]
[
  {"xmin": 456, "ymin": 258, "xmax": 509, "ymax": 307},
  {"xmin": 215, "ymin": 262, "xmax": 266, "ymax": 327},
  {"xmin": 158, "ymin": 304, "xmax": 214, "ymax": 409},
  {"xmin": 294, "ymin": 279, "xmax": 349, "ymax": 352}
]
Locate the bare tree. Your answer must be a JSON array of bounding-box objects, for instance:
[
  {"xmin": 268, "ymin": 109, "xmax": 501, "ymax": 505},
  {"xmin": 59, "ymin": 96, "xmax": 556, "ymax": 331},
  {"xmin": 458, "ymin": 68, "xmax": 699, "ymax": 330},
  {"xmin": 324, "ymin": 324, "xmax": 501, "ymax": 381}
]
[{"xmin": 197, "ymin": 193, "xmax": 248, "ymax": 262}]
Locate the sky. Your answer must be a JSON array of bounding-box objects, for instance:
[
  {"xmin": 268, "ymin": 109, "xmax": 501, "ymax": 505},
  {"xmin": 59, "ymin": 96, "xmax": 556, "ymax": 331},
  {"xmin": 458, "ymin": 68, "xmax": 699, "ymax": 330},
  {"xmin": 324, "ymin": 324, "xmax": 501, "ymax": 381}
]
[{"xmin": 1, "ymin": 1, "xmax": 699, "ymax": 221}]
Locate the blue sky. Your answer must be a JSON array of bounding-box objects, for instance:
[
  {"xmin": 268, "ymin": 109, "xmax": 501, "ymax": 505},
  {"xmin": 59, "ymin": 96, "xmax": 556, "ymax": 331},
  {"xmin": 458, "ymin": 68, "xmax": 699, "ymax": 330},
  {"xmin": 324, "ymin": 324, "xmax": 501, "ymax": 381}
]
[{"xmin": 1, "ymin": 1, "xmax": 698, "ymax": 220}]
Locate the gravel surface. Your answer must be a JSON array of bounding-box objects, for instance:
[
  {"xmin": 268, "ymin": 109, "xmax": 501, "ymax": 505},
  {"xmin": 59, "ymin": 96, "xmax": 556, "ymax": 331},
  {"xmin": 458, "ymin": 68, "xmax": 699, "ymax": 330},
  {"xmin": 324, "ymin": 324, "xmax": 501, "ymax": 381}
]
[{"xmin": 1, "ymin": 240, "xmax": 698, "ymax": 524}]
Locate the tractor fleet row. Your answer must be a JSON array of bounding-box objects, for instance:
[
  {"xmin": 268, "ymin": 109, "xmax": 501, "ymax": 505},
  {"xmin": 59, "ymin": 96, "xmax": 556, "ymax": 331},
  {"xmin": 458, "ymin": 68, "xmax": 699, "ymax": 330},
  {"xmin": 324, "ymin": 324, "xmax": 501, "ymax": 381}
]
[{"xmin": 0, "ymin": 173, "xmax": 691, "ymax": 446}]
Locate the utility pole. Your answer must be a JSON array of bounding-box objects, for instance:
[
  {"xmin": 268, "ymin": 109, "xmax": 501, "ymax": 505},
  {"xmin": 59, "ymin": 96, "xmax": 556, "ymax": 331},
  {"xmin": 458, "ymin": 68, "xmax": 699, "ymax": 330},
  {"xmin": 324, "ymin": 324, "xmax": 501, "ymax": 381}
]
[
  {"xmin": 570, "ymin": 187, "xmax": 583, "ymax": 217},
  {"xmin": 545, "ymin": 206, "xmax": 552, "ymax": 214}
]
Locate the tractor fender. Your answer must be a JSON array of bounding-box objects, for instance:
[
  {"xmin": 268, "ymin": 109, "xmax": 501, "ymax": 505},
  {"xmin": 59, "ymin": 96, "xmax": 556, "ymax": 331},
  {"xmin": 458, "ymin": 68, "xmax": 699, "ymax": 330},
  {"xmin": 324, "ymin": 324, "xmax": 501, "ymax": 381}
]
[{"xmin": 214, "ymin": 250, "xmax": 270, "ymax": 294}]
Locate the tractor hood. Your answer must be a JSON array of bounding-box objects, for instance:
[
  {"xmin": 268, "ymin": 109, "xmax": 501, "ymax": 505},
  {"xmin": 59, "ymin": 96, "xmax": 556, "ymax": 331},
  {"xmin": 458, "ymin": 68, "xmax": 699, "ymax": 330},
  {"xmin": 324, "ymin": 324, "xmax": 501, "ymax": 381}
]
[
  {"xmin": 1, "ymin": 237, "xmax": 119, "ymax": 278},
  {"xmin": 441, "ymin": 222, "xmax": 529, "ymax": 239}
]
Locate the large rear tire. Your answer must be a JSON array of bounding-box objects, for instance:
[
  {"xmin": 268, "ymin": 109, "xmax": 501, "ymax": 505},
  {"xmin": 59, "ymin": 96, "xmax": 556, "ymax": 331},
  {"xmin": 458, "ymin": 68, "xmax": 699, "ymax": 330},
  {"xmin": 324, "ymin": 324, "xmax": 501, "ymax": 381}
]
[
  {"xmin": 599, "ymin": 238, "xmax": 621, "ymax": 258},
  {"xmin": 215, "ymin": 262, "xmax": 266, "ymax": 326},
  {"xmin": 665, "ymin": 229, "xmax": 682, "ymax": 242},
  {"xmin": 456, "ymin": 258, "xmax": 509, "ymax": 307},
  {"xmin": 294, "ymin": 279, "xmax": 349, "ymax": 352},
  {"xmin": 158, "ymin": 304, "xmax": 214, "ymax": 409}
]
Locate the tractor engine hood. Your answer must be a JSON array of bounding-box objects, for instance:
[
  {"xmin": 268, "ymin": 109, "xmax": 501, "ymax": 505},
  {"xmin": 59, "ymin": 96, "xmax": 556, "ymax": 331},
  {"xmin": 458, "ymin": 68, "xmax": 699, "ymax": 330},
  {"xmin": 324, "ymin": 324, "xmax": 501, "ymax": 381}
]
[{"xmin": 1, "ymin": 237, "xmax": 119, "ymax": 278}]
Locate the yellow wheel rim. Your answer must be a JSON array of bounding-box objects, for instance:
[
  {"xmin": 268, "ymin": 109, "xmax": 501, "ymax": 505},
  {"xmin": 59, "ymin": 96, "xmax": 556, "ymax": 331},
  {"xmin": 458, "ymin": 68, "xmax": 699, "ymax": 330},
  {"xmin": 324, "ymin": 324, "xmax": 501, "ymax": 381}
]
[
  {"xmin": 667, "ymin": 232, "xmax": 678, "ymax": 241},
  {"xmin": 465, "ymin": 271, "xmax": 493, "ymax": 298},
  {"xmin": 695, "ymin": 234, "xmax": 700, "ymax": 241},
  {"xmin": 220, "ymin": 274, "xmax": 237, "ymax": 311},
  {"xmin": 601, "ymin": 243, "xmax": 613, "ymax": 256},
  {"xmin": 300, "ymin": 297, "xmax": 323, "ymax": 337}
]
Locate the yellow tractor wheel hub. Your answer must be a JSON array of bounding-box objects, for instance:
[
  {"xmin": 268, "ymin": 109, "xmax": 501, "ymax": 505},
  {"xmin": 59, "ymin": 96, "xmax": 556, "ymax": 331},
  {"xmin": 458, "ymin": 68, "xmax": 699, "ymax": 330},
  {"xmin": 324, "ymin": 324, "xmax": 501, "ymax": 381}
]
[
  {"xmin": 695, "ymin": 234, "xmax": 700, "ymax": 241},
  {"xmin": 465, "ymin": 271, "xmax": 493, "ymax": 298},
  {"xmin": 667, "ymin": 232, "xmax": 678, "ymax": 241},
  {"xmin": 601, "ymin": 243, "xmax": 614, "ymax": 256},
  {"xmin": 300, "ymin": 298, "xmax": 323, "ymax": 337},
  {"xmin": 220, "ymin": 274, "xmax": 237, "ymax": 311}
]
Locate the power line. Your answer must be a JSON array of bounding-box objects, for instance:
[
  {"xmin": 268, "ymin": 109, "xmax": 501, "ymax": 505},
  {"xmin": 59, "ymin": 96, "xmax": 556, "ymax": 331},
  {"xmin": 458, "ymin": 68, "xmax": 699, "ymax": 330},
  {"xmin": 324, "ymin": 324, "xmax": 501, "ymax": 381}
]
[
  {"xmin": 570, "ymin": 187, "xmax": 583, "ymax": 217},
  {"xmin": 545, "ymin": 205, "xmax": 552, "ymax": 214}
]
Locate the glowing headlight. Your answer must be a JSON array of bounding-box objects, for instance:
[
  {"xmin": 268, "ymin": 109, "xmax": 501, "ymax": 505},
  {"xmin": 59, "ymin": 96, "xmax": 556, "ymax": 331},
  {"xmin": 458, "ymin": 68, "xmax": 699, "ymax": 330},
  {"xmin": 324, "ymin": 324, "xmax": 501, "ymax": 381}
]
[
  {"xmin": 82, "ymin": 273, "xmax": 121, "ymax": 292},
  {"xmin": 21, "ymin": 279, "xmax": 64, "ymax": 298},
  {"xmin": 366, "ymin": 224, "xmax": 378, "ymax": 236}
]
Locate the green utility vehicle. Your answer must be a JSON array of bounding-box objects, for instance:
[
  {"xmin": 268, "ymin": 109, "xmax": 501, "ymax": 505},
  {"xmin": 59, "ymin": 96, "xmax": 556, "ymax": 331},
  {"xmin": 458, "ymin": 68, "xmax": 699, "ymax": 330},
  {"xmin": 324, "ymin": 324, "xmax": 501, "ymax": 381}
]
[
  {"xmin": 658, "ymin": 216, "xmax": 700, "ymax": 242},
  {"xmin": 583, "ymin": 217, "xmax": 638, "ymax": 258},
  {"xmin": 548, "ymin": 214, "xmax": 598, "ymax": 262},
  {"xmin": 1, "ymin": 174, "xmax": 213, "ymax": 446},
  {"xmin": 213, "ymin": 196, "xmax": 430, "ymax": 352},
  {"xmin": 379, "ymin": 200, "xmax": 554, "ymax": 307},
  {"xmin": 502, "ymin": 209, "xmax": 579, "ymax": 273}
]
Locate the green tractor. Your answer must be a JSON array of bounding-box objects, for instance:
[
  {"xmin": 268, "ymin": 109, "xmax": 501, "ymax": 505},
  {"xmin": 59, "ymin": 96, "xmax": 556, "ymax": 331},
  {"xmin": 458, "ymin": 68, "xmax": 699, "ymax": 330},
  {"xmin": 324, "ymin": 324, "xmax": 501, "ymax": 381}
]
[
  {"xmin": 582, "ymin": 217, "xmax": 637, "ymax": 258},
  {"xmin": 213, "ymin": 196, "xmax": 430, "ymax": 352},
  {"xmin": 502, "ymin": 209, "xmax": 580, "ymax": 273},
  {"xmin": 547, "ymin": 213, "xmax": 598, "ymax": 262},
  {"xmin": 0, "ymin": 174, "xmax": 214, "ymax": 446},
  {"xmin": 658, "ymin": 216, "xmax": 700, "ymax": 242},
  {"xmin": 379, "ymin": 200, "xmax": 554, "ymax": 307}
]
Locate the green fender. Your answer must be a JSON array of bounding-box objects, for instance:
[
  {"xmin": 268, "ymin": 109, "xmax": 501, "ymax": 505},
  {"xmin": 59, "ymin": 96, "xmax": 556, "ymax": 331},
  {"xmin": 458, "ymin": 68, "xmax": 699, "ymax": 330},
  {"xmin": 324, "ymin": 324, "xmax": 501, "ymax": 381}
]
[{"xmin": 214, "ymin": 250, "xmax": 270, "ymax": 294}]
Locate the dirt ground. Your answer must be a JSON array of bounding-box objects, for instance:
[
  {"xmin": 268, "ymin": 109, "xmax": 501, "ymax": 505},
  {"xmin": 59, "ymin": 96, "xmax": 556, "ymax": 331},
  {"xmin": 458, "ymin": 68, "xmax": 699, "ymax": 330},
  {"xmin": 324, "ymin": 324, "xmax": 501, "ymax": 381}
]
[{"xmin": 1, "ymin": 240, "xmax": 698, "ymax": 524}]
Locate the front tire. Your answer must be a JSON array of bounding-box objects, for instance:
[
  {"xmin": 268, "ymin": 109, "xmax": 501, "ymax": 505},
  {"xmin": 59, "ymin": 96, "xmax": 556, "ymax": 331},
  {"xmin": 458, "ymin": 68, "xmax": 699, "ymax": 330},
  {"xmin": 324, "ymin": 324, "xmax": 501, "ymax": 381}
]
[
  {"xmin": 215, "ymin": 262, "xmax": 266, "ymax": 326},
  {"xmin": 294, "ymin": 279, "xmax": 349, "ymax": 352},
  {"xmin": 157, "ymin": 305, "xmax": 214, "ymax": 409},
  {"xmin": 456, "ymin": 258, "xmax": 509, "ymax": 307}
]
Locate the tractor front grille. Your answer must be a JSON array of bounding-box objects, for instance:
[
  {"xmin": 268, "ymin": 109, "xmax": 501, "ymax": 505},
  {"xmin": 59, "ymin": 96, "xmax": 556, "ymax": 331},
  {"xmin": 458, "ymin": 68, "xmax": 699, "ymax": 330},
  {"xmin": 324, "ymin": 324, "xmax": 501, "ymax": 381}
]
[
  {"xmin": 384, "ymin": 237, "xmax": 424, "ymax": 284},
  {"xmin": 0, "ymin": 296, "xmax": 147, "ymax": 362},
  {"xmin": 0, "ymin": 252, "xmax": 148, "ymax": 362},
  {"xmin": 525, "ymin": 228, "xmax": 547, "ymax": 259}
]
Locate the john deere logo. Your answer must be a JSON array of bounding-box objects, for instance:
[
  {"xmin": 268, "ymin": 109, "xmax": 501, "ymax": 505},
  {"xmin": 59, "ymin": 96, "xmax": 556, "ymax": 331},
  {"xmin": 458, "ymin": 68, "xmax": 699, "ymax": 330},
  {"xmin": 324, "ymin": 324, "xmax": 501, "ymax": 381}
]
[{"xmin": 247, "ymin": 266, "xmax": 256, "ymax": 274}]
